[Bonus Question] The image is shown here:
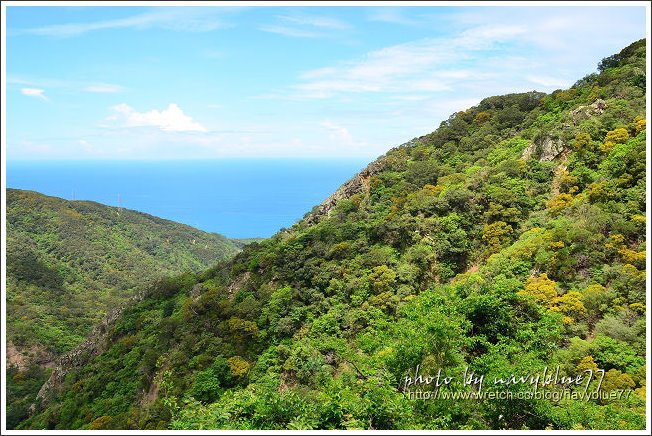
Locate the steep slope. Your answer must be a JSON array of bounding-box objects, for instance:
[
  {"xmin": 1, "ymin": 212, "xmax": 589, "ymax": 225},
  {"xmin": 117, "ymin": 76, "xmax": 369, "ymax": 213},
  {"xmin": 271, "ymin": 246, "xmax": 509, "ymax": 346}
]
[
  {"xmin": 22, "ymin": 39, "xmax": 646, "ymax": 430},
  {"xmin": 5, "ymin": 189, "xmax": 241, "ymax": 427}
]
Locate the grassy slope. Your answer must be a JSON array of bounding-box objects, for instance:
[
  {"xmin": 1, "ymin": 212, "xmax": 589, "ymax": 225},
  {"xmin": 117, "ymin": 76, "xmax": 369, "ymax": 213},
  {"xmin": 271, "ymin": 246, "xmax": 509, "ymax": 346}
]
[{"xmin": 21, "ymin": 39, "xmax": 646, "ymax": 430}]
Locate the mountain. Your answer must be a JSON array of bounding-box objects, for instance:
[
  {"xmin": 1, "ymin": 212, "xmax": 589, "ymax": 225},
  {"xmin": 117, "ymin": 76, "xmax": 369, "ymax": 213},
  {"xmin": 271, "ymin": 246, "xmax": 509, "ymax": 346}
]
[
  {"xmin": 5, "ymin": 189, "xmax": 241, "ymax": 427},
  {"xmin": 19, "ymin": 39, "xmax": 646, "ymax": 430}
]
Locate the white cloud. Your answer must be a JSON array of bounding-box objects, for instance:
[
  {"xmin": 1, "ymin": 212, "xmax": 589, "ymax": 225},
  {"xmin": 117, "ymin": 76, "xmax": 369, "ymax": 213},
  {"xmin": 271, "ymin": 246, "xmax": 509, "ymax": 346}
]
[
  {"xmin": 10, "ymin": 75, "xmax": 124, "ymax": 95},
  {"xmin": 260, "ymin": 13, "xmax": 351, "ymax": 38},
  {"xmin": 12, "ymin": 139, "xmax": 53, "ymax": 155},
  {"xmin": 320, "ymin": 120, "xmax": 365, "ymax": 149},
  {"xmin": 456, "ymin": 24, "xmax": 526, "ymax": 49},
  {"xmin": 278, "ymin": 15, "xmax": 350, "ymax": 30},
  {"xmin": 9, "ymin": 7, "xmax": 645, "ymax": 161},
  {"xmin": 21, "ymin": 7, "xmax": 236, "ymax": 38},
  {"xmin": 291, "ymin": 25, "xmax": 522, "ymax": 98},
  {"xmin": 85, "ymin": 83, "xmax": 124, "ymax": 93},
  {"xmin": 367, "ymin": 7, "xmax": 423, "ymax": 26},
  {"xmin": 110, "ymin": 103, "xmax": 207, "ymax": 132},
  {"xmin": 447, "ymin": 7, "xmax": 646, "ymax": 66},
  {"xmin": 285, "ymin": 8, "xmax": 641, "ymax": 102},
  {"xmin": 526, "ymin": 75, "xmax": 570, "ymax": 88},
  {"xmin": 21, "ymin": 88, "xmax": 47, "ymax": 100}
]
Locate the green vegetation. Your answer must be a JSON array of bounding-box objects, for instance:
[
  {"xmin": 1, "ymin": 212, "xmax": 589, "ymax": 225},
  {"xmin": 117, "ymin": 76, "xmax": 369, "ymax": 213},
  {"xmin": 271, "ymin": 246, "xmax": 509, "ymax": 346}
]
[
  {"xmin": 17, "ymin": 39, "xmax": 647, "ymax": 430},
  {"xmin": 6, "ymin": 189, "xmax": 240, "ymax": 428},
  {"xmin": 230, "ymin": 238, "xmax": 267, "ymax": 249}
]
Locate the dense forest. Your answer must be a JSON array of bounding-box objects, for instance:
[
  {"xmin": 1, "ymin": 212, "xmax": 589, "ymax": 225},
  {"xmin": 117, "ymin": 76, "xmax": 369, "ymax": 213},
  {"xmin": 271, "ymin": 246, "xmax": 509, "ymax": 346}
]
[
  {"xmin": 5, "ymin": 189, "xmax": 241, "ymax": 428},
  {"xmin": 16, "ymin": 39, "xmax": 647, "ymax": 430}
]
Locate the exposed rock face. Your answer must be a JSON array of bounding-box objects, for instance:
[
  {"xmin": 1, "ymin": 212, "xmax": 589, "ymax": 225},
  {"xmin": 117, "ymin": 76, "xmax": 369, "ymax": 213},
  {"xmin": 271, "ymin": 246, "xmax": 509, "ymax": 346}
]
[
  {"xmin": 227, "ymin": 272, "xmax": 251, "ymax": 299},
  {"xmin": 303, "ymin": 161, "xmax": 381, "ymax": 225},
  {"xmin": 521, "ymin": 143, "xmax": 536, "ymax": 161},
  {"xmin": 521, "ymin": 99, "xmax": 606, "ymax": 162},
  {"xmin": 570, "ymin": 99, "xmax": 607, "ymax": 124},
  {"xmin": 303, "ymin": 138, "xmax": 420, "ymax": 225},
  {"xmin": 7, "ymin": 342, "xmax": 56, "ymax": 371},
  {"xmin": 35, "ymin": 268, "xmax": 260, "ymax": 409},
  {"xmin": 521, "ymin": 137, "xmax": 566, "ymax": 162},
  {"xmin": 35, "ymin": 286, "xmax": 151, "ymax": 408},
  {"xmin": 190, "ymin": 283, "xmax": 206, "ymax": 298},
  {"xmin": 539, "ymin": 137, "xmax": 566, "ymax": 161}
]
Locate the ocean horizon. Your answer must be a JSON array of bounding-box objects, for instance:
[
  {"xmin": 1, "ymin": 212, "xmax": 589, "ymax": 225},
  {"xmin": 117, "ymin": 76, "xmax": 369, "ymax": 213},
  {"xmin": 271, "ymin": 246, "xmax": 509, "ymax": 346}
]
[{"xmin": 6, "ymin": 158, "xmax": 370, "ymax": 238}]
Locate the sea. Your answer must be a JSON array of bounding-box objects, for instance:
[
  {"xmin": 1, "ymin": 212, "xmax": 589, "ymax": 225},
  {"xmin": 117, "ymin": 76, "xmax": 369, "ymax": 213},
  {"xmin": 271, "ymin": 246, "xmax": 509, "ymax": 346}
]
[{"xmin": 5, "ymin": 159, "xmax": 370, "ymax": 238}]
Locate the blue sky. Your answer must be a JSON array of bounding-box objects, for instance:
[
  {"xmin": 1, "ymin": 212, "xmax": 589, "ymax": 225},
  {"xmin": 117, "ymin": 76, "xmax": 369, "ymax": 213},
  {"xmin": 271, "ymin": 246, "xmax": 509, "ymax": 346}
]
[{"xmin": 3, "ymin": 4, "xmax": 648, "ymax": 160}]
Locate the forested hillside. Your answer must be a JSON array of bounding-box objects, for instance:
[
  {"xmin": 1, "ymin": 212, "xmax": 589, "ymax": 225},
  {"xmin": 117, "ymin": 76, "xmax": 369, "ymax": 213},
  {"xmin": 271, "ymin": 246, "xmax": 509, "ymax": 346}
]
[
  {"xmin": 21, "ymin": 39, "xmax": 647, "ymax": 430},
  {"xmin": 6, "ymin": 189, "xmax": 240, "ymax": 427}
]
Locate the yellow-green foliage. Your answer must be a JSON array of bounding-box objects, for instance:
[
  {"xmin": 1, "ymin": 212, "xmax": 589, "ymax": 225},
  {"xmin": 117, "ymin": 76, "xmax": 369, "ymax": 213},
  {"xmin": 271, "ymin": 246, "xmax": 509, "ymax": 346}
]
[
  {"xmin": 368, "ymin": 291, "xmax": 400, "ymax": 314},
  {"xmin": 576, "ymin": 355, "xmax": 598, "ymax": 373},
  {"xmin": 604, "ymin": 233, "xmax": 646, "ymax": 269},
  {"xmin": 587, "ymin": 85, "xmax": 601, "ymax": 101},
  {"xmin": 618, "ymin": 247, "xmax": 646, "ymax": 269},
  {"xmin": 227, "ymin": 317, "xmax": 259, "ymax": 341},
  {"xmin": 88, "ymin": 416, "xmax": 112, "ymax": 430},
  {"xmin": 474, "ymin": 111, "xmax": 491, "ymax": 124},
  {"xmin": 482, "ymin": 221, "xmax": 513, "ymax": 254},
  {"xmin": 520, "ymin": 275, "xmax": 587, "ymax": 323},
  {"xmin": 601, "ymin": 127, "xmax": 630, "ymax": 152},
  {"xmin": 634, "ymin": 365, "xmax": 646, "ymax": 399},
  {"xmin": 547, "ymin": 193, "xmax": 575, "ymax": 215},
  {"xmin": 558, "ymin": 172, "xmax": 579, "ymax": 194},
  {"xmin": 621, "ymin": 263, "xmax": 645, "ymax": 283},
  {"xmin": 573, "ymin": 132, "xmax": 592, "ymax": 150},
  {"xmin": 518, "ymin": 273, "xmax": 558, "ymax": 305},
  {"xmin": 227, "ymin": 356, "xmax": 251, "ymax": 378},
  {"xmin": 16, "ymin": 39, "xmax": 648, "ymax": 432},
  {"xmin": 423, "ymin": 183, "xmax": 444, "ymax": 195},
  {"xmin": 550, "ymin": 291, "xmax": 586, "ymax": 324},
  {"xmin": 580, "ymin": 284, "xmax": 612, "ymax": 315},
  {"xmin": 554, "ymin": 88, "xmax": 577, "ymax": 101},
  {"xmin": 601, "ymin": 369, "xmax": 636, "ymax": 392},
  {"xmin": 368, "ymin": 265, "xmax": 397, "ymax": 294},
  {"xmin": 586, "ymin": 181, "xmax": 612, "ymax": 203}
]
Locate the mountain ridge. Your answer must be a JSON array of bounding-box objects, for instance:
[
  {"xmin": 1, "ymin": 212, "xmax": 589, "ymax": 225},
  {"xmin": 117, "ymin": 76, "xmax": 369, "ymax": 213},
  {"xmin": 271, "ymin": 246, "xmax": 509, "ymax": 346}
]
[
  {"xmin": 16, "ymin": 39, "xmax": 647, "ymax": 430},
  {"xmin": 5, "ymin": 188, "xmax": 243, "ymax": 427}
]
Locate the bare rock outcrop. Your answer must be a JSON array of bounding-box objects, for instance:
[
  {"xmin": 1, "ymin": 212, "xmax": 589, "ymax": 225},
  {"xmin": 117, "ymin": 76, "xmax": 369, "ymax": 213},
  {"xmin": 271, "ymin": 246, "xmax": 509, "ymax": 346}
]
[
  {"xmin": 539, "ymin": 137, "xmax": 566, "ymax": 161},
  {"xmin": 570, "ymin": 99, "xmax": 607, "ymax": 124},
  {"xmin": 302, "ymin": 163, "xmax": 379, "ymax": 225},
  {"xmin": 35, "ymin": 286, "xmax": 151, "ymax": 408},
  {"xmin": 303, "ymin": 138, "xmax": 420, "ymax": 225},
  {"xmin": 227, "ymin": 272, "xmax": 251, "ymax": 299},
  {"xmin": 7, "ymin": 342, "xmax": 56, "ymax": 371},
  {"xmin": 521, "ymin": 99, "xmax": 607, "ymax": 162},
  {"xmin": 521, "ymin": 137, "xmax": 567, "ymax": 162}
]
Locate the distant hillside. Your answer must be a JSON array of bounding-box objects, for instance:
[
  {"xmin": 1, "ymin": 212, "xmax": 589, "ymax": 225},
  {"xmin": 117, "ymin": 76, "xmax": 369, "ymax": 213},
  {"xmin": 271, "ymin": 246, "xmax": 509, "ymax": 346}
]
[
  {"xmin": 20, "ymin": 39, "xmax": 647, "ymax": 430},
  {"xmin": 6, "ymin": 188, "xmax": 240, "ymax": 358},
  {"xmin": 231, "ymin": 238, "xmax": 267, "ymax": 249},
  {"xmin": 5, "ymin": 189, "xmax": 240, "ymax": 426}
]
